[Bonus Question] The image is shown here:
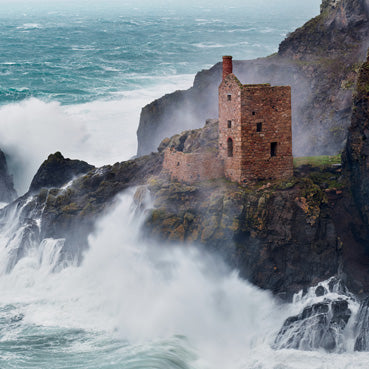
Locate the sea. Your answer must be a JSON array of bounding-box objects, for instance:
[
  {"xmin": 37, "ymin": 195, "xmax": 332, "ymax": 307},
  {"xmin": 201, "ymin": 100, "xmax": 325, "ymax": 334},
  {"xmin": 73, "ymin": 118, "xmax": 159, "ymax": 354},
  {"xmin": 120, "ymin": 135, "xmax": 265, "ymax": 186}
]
[{"xmin": 1, "ymin": 1, "xmax": 369, "ymax": 368}]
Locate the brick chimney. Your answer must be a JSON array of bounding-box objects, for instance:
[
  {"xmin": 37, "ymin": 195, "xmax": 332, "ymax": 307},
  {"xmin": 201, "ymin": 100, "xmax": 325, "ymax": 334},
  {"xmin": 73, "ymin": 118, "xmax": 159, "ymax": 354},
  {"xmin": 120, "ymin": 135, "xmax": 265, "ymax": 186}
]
[{"xmin": 222, "ymin": 55, "xmax": 233, "ymax": 80}]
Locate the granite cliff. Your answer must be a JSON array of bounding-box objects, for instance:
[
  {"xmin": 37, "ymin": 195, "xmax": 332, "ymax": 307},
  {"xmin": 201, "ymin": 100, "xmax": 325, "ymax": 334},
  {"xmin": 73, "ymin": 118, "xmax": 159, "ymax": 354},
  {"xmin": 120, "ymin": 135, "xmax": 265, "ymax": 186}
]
[
  {"xmin": 0, "ymin": 149, "xmax": 17, "ymax": 203},
  {"xmin": 137, "ymin": 0, "xmax": 369, "ymax": 157}
]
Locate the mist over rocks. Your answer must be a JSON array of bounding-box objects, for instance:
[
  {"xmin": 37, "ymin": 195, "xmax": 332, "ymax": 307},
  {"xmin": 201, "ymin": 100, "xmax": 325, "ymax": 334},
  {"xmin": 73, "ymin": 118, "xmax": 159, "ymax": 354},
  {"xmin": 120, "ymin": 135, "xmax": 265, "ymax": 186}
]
[
  {"xmin": 9, "ymin": 89, "xmax": 369, "ymax": 298},
  {"xmin": 0, "ymin": 149, "xmax": 17, "ymax": 203},
  {"xmin": 137, "ymin": 0, "xmax": 369, "ymax": 157},
  {"xmin": 0, "ymin": 152, "xmax": 164, "ymax": 268}
]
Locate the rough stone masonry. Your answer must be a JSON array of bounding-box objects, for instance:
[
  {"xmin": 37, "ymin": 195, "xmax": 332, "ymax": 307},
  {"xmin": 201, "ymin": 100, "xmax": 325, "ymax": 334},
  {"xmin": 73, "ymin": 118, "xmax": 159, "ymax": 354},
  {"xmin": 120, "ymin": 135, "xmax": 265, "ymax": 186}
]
[{"xmin": 163, "ymin": 56, "xmax": 293, "ymax": 184}]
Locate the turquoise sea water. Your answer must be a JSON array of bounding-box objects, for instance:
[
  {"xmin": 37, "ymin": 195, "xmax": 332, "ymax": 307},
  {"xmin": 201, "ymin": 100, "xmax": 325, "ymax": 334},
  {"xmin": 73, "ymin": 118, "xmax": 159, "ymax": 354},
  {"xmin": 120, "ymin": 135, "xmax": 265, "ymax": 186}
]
[
  {"xmin": 4, "ymin": 2, "xmax": 367, "ymax": 369},
  {"xmin": 0, "ymin": 5, "xmax": 317, "ymax": 105},
  {"xmin": 0, "ymin": 3, "xmax": 322, "ymax": 191}
]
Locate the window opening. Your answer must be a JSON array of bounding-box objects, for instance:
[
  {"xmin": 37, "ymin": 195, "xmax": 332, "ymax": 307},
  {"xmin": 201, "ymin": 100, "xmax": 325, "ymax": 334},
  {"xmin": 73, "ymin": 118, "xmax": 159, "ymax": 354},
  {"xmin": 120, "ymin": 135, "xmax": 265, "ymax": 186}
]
[
  {"xmin": 256, "ymin": 123, "xmax": 262, "ymax": 132},
  {"xmin": 252, "ymin": 111, "xmax": 256, "ymax": 116},
  {"xmin": 271, "ymin": 142, "xmax": 277, "ymax": 157},
  {"xmin": 227, "ymin": 138, "xmax": 233, "ymax": 157},
  {"xmin": 228, "ymin": 120, "xmax": 232, "ymax": 128},
  {"xmin": 227, "ymin": 94, "xmax": 232, "ymax": 101}
]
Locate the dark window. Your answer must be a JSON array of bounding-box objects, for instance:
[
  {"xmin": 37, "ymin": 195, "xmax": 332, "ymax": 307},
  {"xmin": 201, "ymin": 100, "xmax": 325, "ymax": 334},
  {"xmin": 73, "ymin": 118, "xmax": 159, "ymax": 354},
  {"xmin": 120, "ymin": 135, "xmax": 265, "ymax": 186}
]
[
  {"xmin": 227, "ymin": 138, "xmax": 233, "ymax": 157},
  {"xmin": 252, "ymin": 111, "xmax": 256, "ymax": 116},
  {"xmin": 227, "ymin": 94, "xmax": 232, "ymax": 101},
  {"xmin": 256, "ymin": 123, "xmax": 262, "ymax": 132},
  {"xmin": 271, "ymin": 142, "xmax": 277, "ymax": 157},
  {"xmin": 228, "ymin": 120, "xmax": 232, "ymax": 128},
  {"xmin": 177, "ymin": 162, "xmax": 180, "ymax": 166}
]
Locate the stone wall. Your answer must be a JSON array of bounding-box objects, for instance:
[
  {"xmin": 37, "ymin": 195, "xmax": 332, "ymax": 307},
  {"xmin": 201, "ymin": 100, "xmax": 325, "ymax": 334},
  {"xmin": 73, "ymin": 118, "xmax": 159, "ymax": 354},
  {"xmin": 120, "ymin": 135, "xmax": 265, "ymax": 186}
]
[
  {"xmin": 219, "ymin": 74, "xmax": 293, "ymax": 183},
  {"xmin": 240, "ymin": 85, "xmax": 293, "ymax": 182},
  {"xmin": 162, "ymin": 148, "xmax": 224, "ymax": 184}
]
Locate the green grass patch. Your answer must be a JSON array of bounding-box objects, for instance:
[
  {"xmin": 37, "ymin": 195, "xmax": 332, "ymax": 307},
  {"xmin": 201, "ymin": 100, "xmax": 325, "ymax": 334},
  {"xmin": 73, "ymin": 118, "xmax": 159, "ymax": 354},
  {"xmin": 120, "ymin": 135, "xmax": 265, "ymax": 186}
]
[{"xmin": 293, "ymin": 155, "xmax": 341, "ymax": 168}]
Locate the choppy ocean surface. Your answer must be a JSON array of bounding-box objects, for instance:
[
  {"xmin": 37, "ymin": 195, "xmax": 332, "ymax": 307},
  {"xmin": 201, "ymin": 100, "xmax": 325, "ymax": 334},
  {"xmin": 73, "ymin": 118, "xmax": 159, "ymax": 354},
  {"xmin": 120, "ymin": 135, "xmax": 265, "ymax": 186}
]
[
  {"xmin": 0, "ymin": 2, "xmax": 320, "ymax": 193},
  {"xmin": 3, "ymin": 2, "xmax": 368, "ymax": 369}
]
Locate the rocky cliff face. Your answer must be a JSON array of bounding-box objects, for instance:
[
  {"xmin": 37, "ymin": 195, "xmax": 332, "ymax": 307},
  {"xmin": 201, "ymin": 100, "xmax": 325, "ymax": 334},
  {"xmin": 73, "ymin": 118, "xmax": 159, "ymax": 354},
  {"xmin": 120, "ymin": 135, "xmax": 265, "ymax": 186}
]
[
  {"xmin": 136, "ymin": 120, "xmax": 368, "ymax": 298},
  {"xmin": 144, "ymin": 163, "xmax": 369, "ymax": 298},
  {"xmin": 29, "ymin": 152, "xmax": 95, "ymax": 194},
  {"xmin": 0, "ymin": 149, "xmax": 17, "ymax": 203},
  {"xmin": 137, "ymin": 0, "xmax": 369, "ymax": 157},
  {"xmin": 342, "ymin": 52, "xmax": 369, "ymax": 290},
  {"xmin": 2, "ymin": 110, "xmax": 369, "ymax": 298},
  {"xmin": 343, "ymin": 52, "xmax": 369, "ymax": 222},
  {"xmin": 0, "ymin": 151, "xmax": 163, "ymax": 267}
]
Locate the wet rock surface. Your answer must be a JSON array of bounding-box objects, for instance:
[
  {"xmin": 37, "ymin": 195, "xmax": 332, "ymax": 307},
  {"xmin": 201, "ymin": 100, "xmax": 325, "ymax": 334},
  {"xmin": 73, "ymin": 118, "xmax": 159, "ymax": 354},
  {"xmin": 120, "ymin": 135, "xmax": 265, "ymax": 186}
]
[
  {"xmin": 0, "ymin": 152, "xmax": 163, "ymax": 268},
  {"xmin": 0, "ymin": 149, "xmax": 17, "ymax": 203},
  {"xmin": 142, "ymin": 163, "xmax": 356, "ymax": 297},
  {"xmin": 28, "ymin": 152, "xmax": 95, "ymax": 193},
  {"xmin": 274, "ymin": 298, "xmax": 351, "ymax": 352},
  {"xmin": 355, "ymin": 297, "xmax": 369, "ymax": 351}
]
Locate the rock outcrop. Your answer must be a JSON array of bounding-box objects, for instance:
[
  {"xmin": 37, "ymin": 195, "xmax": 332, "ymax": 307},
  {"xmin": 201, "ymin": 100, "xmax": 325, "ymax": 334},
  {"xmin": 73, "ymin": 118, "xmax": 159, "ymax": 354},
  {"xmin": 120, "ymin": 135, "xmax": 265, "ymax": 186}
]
[
  {"xmin": 143, "ymin": 165, "xmax": 363, "ymax": 298},
  {"xmin": 137, "ymin": 0, "xmax": 369, "ymax": 157},
  {"xmin": 274, "ymin": 278, "xmax": 354, "ymax": 352},
  {"xmin": 28, "ymin": 152, "xmax": 95, "ymax": 194},
  {"xmin": 0, "ymin": 149, "xmax": 17, "ymax": 203},
  {"xmin": 137, "ymin": 119, "xmax": 369, "ymax": 297},
  {"xmin": 0, "ymin": 152, "xmax": 163, "ymax": 267},
  {"xmin": 343, "ymin": 53, "xmax": 369, "ymax": 223}
]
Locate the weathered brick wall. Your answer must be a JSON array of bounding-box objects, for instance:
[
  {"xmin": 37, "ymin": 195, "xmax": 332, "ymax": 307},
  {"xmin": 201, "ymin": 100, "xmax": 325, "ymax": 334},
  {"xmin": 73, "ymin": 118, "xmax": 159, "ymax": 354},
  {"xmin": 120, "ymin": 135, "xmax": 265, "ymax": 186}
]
[
  {"xmin": 240, "ymin": 85, "xmax": 293, "ymax": 181},
  {"xmin": 162, "ymin": 148, "xmax": 224, "ymax": 184},
  {"xmin": 218, "ymin": 74, "xmax": 243, "ymax": 182},
  {"xmin": 219, "ymin": 74, "xmax": 293, "ymax": 183}
]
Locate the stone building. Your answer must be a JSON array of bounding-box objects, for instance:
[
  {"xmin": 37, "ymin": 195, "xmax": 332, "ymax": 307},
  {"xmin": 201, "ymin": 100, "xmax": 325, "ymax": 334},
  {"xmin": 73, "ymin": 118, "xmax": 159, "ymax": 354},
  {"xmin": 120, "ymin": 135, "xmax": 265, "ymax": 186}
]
[
  {"xmin": 219, "ymin": 55, "xmax": 293, "ymax": 183},
  {"xmin": 162, "ymin": 56, "xmax": 293, "ymax": 184}
]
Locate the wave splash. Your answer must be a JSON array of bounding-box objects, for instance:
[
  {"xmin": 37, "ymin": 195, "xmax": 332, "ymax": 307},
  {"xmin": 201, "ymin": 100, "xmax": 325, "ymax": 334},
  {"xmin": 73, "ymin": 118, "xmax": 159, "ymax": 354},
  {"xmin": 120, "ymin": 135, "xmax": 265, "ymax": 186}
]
[{"xmin": 0, "ymin": 189, "xmax": 368, "ymax": 368}]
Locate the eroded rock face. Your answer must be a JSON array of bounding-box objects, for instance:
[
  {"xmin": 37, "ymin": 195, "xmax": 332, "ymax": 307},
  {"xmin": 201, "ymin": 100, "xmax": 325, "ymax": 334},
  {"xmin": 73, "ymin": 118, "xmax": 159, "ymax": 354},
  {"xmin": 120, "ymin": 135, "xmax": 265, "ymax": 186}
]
[
  {"xmin": 143, "ymin": 165, "xmax": 354, "ymax": 298},
  {"xmin": 28, "ymin": 152, "xmax": 95, "ymax": 193},
  {"xmin": 274, "ymin": 299, "xmax": 351, "ymax": 351},
  {"xmin": 274, "ymin": 279, "xmax": 354, "ymax": 352},
  {"xmin": 354, "ymin": 297, "xmax": 369, "ymax": 351},
  {"xmin": 0, "ymin": 152, "xmax": 163, "ymax": 269},
  {"xmin": 343, "ymin": 54, "xmax": 369, "ymax": 225},
  {"xmin": 0, "ymin": 149, "xmax": 17, "ymax": 203},
  {"xmin": 137, "ymin": 0, "xmax": 369, "ymax": 157}
]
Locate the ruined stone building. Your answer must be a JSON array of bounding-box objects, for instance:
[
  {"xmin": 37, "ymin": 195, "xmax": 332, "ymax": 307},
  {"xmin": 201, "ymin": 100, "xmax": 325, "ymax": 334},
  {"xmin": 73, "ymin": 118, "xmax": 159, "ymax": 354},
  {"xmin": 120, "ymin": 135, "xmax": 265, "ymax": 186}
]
[
  {"xmin": 219, "ymin": 56, "xmax": 293, "ymax": 183},
  {"xmin": 162, "ymin": 56, "xmax": 293, "ymax": 184}
]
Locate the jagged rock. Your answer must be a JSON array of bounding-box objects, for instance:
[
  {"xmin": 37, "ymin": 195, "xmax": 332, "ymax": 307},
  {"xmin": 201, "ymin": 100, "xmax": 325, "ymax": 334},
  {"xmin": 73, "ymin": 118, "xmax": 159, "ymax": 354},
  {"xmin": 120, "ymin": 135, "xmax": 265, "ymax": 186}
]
[
  {"xmin": 0, "ymin": 152, "xmax": 163, "ymax": 270},
  {"xmin": 0, "ymin": 149, "xmax": 17, "ymax": 203},
  {"xmin": 274, "ymin": 298, "xmax": 351, "ymax": 351},
  {"xmin": 354, "ymin": 297, "xmax": 369, "ymax": 351},
  {"xmin": 343, "ymin": 53, "xmax": 369, "ymax": 223},
  {"xmin": 157, "ymin": 119, "xmax": 219, "ymax": 154},
  {"xmin": 137, "ymin": 0, "xmax": 369, "ymax": 157},
  {"xmin": 144, "ymin": 167, "xmax": 354, "ymax": 297},
  {"xmin": 341, "ymin": 53, "xmax": 369, "ymax": 291},
  {"xmin": 28, "ymin": 152, "xmax": 95, "ymax": 193}
]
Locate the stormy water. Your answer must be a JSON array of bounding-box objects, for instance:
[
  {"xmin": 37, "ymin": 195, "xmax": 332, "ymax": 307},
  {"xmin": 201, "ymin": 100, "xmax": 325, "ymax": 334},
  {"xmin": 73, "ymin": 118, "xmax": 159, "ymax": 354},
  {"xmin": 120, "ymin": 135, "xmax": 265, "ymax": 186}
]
[{"xmin": 1, "ymin": 1, "xmax": 369, "ymax": 368}]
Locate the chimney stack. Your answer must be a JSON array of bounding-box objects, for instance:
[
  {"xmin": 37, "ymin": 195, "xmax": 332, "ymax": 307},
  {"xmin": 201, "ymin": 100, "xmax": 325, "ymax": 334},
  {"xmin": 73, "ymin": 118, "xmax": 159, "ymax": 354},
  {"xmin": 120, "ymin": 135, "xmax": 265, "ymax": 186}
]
[{"xmin": 222, "ymin": 56, "xmax": 233, "ymax": 80}]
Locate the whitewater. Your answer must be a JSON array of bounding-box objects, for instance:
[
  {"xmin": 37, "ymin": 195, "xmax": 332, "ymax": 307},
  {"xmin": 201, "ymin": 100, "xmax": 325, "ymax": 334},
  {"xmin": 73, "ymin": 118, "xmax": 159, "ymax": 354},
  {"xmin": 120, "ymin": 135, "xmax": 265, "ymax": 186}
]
[{"xmin": 1, "ymin": 1, "xmax": 369, "ymax": 368}]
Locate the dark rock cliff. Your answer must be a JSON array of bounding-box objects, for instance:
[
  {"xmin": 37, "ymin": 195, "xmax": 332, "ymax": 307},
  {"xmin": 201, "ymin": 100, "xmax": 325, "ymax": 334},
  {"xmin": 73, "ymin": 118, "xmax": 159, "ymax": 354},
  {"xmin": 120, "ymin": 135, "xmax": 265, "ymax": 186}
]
[
  {"xmin": 137, "ymin": 0, "xmax": 369, "ymax": 157},
  {"xmin": 0, "ymin": 152, "xmax": 163, "ymax": 265},
  {"xmin": 28, "ymin": 152, "xmax": 95, "ymax": 194},
  {"xmin": 136, "ymin": 120, "xmax": 367, "ymax": 298},
  {"xmin": 342, "ymin": 51, "xmax": 369, "ymax": 288},
  {"xmin": 0, "ymin": 149, "xmax": 17, "ymax": 203},
  {"xmin": 4, "ymin": 108, "xmax": 369, "ymax": 298}
]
